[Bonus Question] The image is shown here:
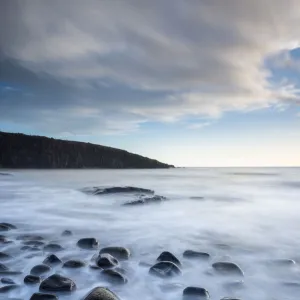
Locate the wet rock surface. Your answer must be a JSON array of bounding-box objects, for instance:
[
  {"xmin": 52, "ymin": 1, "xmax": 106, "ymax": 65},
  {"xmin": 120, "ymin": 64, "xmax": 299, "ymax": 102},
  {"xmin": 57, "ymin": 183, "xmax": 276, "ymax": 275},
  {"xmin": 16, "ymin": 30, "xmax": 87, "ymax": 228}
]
[
  {"xmin": 96, "ymin": 253, "xmax": 119, "ymax": 269},
  {"xmin": 83, "ymin": 287, "xmax": 120, "ymax": 300},
  {"xmin": 183, "ymin": 250, "xmax": 210, "ymax": 260},
  {"xmin": 43, "ymin": 244, "xmax": 64, "ymax": 252},
  {"xmin": 90, "ymin": 186, "xmax": 155, "ymax": 195},
  {"xmin": 212, "ymin": 262, "xmax": 244, "ymax": 276},
  {"xmin": 39, "ymin": 274, "xmax": 76, "ymax": 292},
  {"xmin": 149, "ymin": 261, "xmax": 182, "ymax": 278},
  {"xmin": 123, "ymin": 195, "xmax": 167, "ymax": 206},
  {"xmin": 77, "ymin": 238, "xmax": 99, "ymax": 249},
  {"xmin": 157, "ymin": 251, "xmax": 182, "ymax": 267},
  {"xmin": 43, "ymin": 254, "xmax": 62, "ymax": 266},
  {"xmin": 101, "ymin": 269, "xmax": 128, "ymax": 284},
  {"xmin": 63, "ymin": 259, "xmax": 86, "ymax": 268},
  {"xmin": 30, "ymin": 264, "xmax": 51, "ymax": 276},
  {"xmin": 30, "ymin": 293, "xmax": 58, "ymax": 300},
  {"xmin": 183, "ymin": 287, "xmax": 210, "ymax": 300},
  {"xmin": 99, "ymin": 247, "xmax": 130, "ymax": 260},
  {"xmin": 24, "ymin": 274, "xmax": 41, "ymax": 284},
  {"xmin": 1, "ymin": 277, "xmax": 15, "ymax": 284}
]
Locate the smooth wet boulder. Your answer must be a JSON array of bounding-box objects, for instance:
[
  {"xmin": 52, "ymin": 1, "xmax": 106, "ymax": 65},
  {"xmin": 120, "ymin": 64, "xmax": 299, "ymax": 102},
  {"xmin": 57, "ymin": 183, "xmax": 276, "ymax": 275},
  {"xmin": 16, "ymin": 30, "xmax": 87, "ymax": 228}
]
[
  {"xmin": 0, "ymin": 223, "xmax": 16, "ymax": 231},
  {"xmin": 99, "ymin": 247, "xmax": 130, "ymax": 260},
  {"xmin": 63, "ymin": 259, "xmax": 86, "ymax": 268},
  {"xmin": 1, "ymin": 277, "xmax": 15, "ymax": 284},
  {"xmin": 96, "ymin": 253, "xmax": 119, "ymax": 269},
  {"xmin": 83, "ymin": 286, "xmax": 120, "ymax": 300},
  {"xmin": 183, "ymin": 287, "xmax": 210, "ymax": 300},
  {"xmin": 123, "ymin": 195, "xmax": 167, "ymax": 206},
  {"xmin": 21, "ymin": 246, "xmax": 40, "ymax": 252},
  {"xmin": 149, "ymin": 261, "xmax": 181, "ymax": 278},
  {"xmin": 24, "ymin": 274, "xmax": 41, "ymax": 284},
  {"xmin": 183, "ymin": 250, "xmax": 210, "ymax": 260},
  {"xmin": 62, "ymin": 230, "xmax": 72, "ymax": 237},
  {"xmin": 16, "ymin": 234, "xmax": 44, "ymax": 241},
  {"xmin": 101, "ymin": 269, "xmax": 128, "ymax": 284},
  {"xmin": 30, "ymin": 264, "xmax": 51, "ymax": 276},
  {"xmin": 43, "ymin": 244, "xmax": 64, "ymax": 252},
  {"xmin": 0, "ymin": 262, "xmax": 9, "ymax": 271},
  {"xmin": 157, "ymin": 251, "xmax": 182, "ymax": 267},
  {"xmin": 92, "ymin": 186, "xmax": 154, "ymax": 195},
  {"xmin": 0, "ymin": 284, "xmax": 20, "ymax": 293},
  {"xmin": 23, "ymin": 241, "xmax": 45, "ymax": 247},
  {"xmin": 39, "ymin": 274, "xmax": 76, "ymax": 292},
  {"xmin": 212, "ymin": 262, "xmax": 244, "ymax": 276},
  {"xmin": 43, "ymin": 254, "xmax": 62, "ymax": 266},
  {"xmin": 0, "ymin": 252, "xmax": 12, "ymax": 261},
  {"xmin": 77, "ymin": 238, "xmax": 99, "ymax": 250},
  {"xmin": 30, "ymin": 293, "xmax": 58, "ymax": 300}
]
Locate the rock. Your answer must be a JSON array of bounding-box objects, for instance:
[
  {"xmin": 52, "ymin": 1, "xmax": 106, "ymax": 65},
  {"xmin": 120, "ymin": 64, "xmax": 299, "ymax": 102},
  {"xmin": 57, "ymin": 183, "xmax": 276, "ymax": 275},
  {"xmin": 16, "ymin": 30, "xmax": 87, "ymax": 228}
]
[
  {"xmin": 77, "ymin": 238, "xmax": 99, "ymax": 250},
  {"xmin": 23, "ymin": 241, "xmax": 45, "ymax": 247},
  {"xmin": 21, "ymin": 246, "xmax": 40, "ymax": 251},
  {"xmin": 157, "ymin": 251, "xmax": 181, "ymax": 267},
  {"xmin": 92, "ymin": 186, "xmax": 154, "ymax": 195},
  {"xmin": 61, "ymin": 230, "xmax": 72, "ymax": 236},
  {"xmin": 30, "ymin": 293, "xmax": 58, "ymax": 300},
  {"xmin": 39, "ymin": 274, "xmax": 76, "ymax": 292},
  {"xmin": 24, "ymin": 274, "xmax": 41, "ymax": 284},
  {"xmin": 0, "ymin": 284, "xmax": 20, "ymax": 293},
  {"xmin": 0, "ymin": 224, "xmax": 10, "ymax": 231},
  {"xmin": 1, "ymin": 277, "xmax": 15, "ymax": 284},
  {"xmin": 101, "ymin": 269, "xmax": 128, "ymax": 284},
  {"xmin": 96, "ymin": 254, "xmax": 119, "ymax": 269},
  {"xmin": 82, "ymin": 286, "xmax": 120, "ymax": 300},
  {"xmin": 123, "ymin": 195, "xmax": 167, "ymax": 206},
  {"xmin": 149, "ymin": 261, "xmax": 181, "ymax": 278},
  {"xmin": 0, "ymin": 252, "xmax": 12, "ymax": 261},
  {"xmin": 16, "ymin": 234, "xmax": 44, "ymax": 241},
  {"xmin": 63, "ymin": 259, "xmax": 86, "ymax": 268},
  {"xmin": 30, "ymin": 264, "xmax": 51, "ymax": 276},
  {"xmin": 0, "ymin": 223, "xmax": 16, "ymax": 230},
  {"xmin": 183, "ymin": 250, "xmax": 210, "ymax": 260},
  {"xmin": 0, "ymin": 262, "xmax": 9, "ymax": 271},
  {"xmin": 0, "ymin": 271, "xmax": 22, "ymax": 275},
  {"xmin": 212, "ymin": 262, "xmax": 244, "ymax": 276},
  {"xmin": 159, "ymin": 282, "xmax": 184, "ymax": 292},
  {"xmin": 99, "ymin": 247, "xmax": 130, "ymax": 260},
  {"xmin": 183, "ymin": 287, "xmax": 210, "ymax": 300},
  {"xmin": 43, "ymin": 244, "xmax": 64, "ymax": 252},
  {"xmin": 43, "ymin": 254, "xmax": 62, "ymax": 266}
]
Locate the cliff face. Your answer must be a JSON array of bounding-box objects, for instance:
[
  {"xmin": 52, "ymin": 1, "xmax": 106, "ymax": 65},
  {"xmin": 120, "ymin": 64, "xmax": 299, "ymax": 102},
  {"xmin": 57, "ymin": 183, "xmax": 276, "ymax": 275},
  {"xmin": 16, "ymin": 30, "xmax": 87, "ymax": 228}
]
[{"xmin": 0, "ymin": 131, "xmax": 174, "ymax": 169}]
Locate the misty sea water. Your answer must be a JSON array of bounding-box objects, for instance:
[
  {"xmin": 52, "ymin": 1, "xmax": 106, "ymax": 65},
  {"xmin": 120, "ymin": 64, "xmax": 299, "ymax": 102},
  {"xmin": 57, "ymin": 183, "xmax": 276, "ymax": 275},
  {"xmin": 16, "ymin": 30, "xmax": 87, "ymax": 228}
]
[{"xmin": 0, "ymin": 167, "xmax": 300, "ymax": 300}]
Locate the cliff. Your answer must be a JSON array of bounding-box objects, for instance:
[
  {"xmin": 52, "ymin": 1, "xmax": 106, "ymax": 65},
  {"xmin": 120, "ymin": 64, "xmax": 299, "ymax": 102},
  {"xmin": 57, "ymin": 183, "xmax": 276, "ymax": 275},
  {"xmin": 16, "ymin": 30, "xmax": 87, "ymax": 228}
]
[{"xmin": 0, "ymin": 131, "xmax": 174, "ymax": 169}]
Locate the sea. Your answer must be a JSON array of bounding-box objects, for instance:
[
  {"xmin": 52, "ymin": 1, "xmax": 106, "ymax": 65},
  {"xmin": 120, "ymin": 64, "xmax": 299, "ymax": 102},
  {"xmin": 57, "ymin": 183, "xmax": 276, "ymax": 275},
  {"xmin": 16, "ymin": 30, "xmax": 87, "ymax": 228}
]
[{"xmin": 0, "ymin": 168, "xmax": 300, "ymax": 300}]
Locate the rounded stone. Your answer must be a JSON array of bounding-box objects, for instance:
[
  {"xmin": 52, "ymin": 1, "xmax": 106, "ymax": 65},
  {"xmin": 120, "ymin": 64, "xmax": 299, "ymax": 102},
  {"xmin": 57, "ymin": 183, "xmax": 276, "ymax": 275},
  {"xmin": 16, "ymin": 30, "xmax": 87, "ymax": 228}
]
[
  {"xmin": 101, "ymin": 269, "xmax": 128, "ymax": 284},
  {"xmin": 24, "ymin": 274, "xmax": 41, "ymax": 284},
  {"xmin": 83, "ymin": 287, "xmax": 120, "ymax": 300},
  {"xmin": 43, "ymin": 244, "xmax": 64, "ymax": 252},
  {"xmin": 0, "ymin": 263, "xmax": 9, "ymax": 271},
  {"xmin": 212, "ymin": 262, "xmax": 244, "ymax": 276},
  {"xmin": 183, "ymin": 287, "xmax": 210, "ymax": 300},
  {"xmin": 0, "ymin": 252, "xmax": 12, "ymax": 261},
  {"xmin": 23, "ymin": 241, "xmax": 45, "ymax": 247},
  {"xmin": 43, "ymin": 254, "xmax": 62, "ymax": 266},
  {"xmin": 16, "ymin": 235, "xmax": 44, "ymax": 241},
  {"xmin": 0, "ymin": 284, "xmax": 20, "ymax": 293},
  {"xmin": 30, "ymin": 293, "xmax": 58, "ymax": 300},
  {"xmin": 99, "ymin": 247, "xmax": 130, "ymax": 260},
  {"xmin": 1, "ymin": 277, "xmax": 15, "ymax": 284},
  {"xmin": 62, "ymin": 230, "xmax": 72, "ymax": 237},
  {"xmin": 63, "ymin": 259, "xmax": 86, "ymax": 268},
  {"xmin": 96, "ymin": 253, "xmax": 119, "ymax": 269},
  {"xmin": 39, "ymin": 274, "xmax": 76, "ymax": 292},
  {"xmin": 30, "ymin": 264, "xmax": 51, "ymax": 276},
  {"xmin": 149, "ymin": 261, "xmax": 181, "ymax": 278},
  {"xmin": 183, "ymin": 250, "xmax": 210, "ymax": 260},
  {"xmin": 157, "ymin": 251, "xmax": 181, "ymax": 267},
  {"xmin": 77, "ymin": 238, "xmax": 99, "ymax": 250}
]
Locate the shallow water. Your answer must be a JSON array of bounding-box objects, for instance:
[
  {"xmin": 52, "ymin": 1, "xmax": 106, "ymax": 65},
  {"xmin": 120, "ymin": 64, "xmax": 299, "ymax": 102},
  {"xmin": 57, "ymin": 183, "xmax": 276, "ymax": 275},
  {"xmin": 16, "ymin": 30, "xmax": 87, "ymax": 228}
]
[{"xmin": 0, "ymin": 168, "xmax": 300, "ymax": 300}]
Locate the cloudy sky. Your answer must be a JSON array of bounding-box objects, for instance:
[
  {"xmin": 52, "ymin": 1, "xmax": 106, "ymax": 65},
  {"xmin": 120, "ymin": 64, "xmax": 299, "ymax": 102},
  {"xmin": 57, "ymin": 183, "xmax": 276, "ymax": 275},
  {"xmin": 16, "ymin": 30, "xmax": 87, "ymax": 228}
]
[{"xmin": 1, "ymin": 0, "xmax": 300, "ymax": 166}]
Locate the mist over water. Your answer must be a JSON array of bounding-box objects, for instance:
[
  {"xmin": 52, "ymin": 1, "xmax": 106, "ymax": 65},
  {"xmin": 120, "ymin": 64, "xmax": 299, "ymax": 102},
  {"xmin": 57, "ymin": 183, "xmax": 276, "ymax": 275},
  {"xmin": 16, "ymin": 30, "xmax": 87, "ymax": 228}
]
[{"xmin": 1, "ymin": 168, "xmax": 300, "ymax": 300}]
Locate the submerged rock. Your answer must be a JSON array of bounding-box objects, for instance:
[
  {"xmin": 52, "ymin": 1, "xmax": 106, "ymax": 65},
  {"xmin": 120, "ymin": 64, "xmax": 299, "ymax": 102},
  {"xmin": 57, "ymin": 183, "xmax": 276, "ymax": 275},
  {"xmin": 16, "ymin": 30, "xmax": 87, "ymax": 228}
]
[
  {"xmin": 149, "ymin": 261, "xmax": 181, "ymax": 278},
  {"xmin": 62, "ymin": 230, "xmax": 72, "ymax": 236},
  {"xmin": 83, "ymin": 287, "xmax": 120, "ymax": 300},
  {"xmin": 123, "ymin": 195, "xmax": 167, "ymax": 206},
  {"xmin": 212, "ymin": 262, "xmax": 244, "ymax": 276},
  {"xmin": 0, "ymin": 223, "xmax": 16, "ymax": 230},
  {"xmin": 0, "ymin": 262, "xmax": 9, "ymax": 271},
  {"xmin": 63, "ymin": 259, "xmax": 86, "ymax": 268},
  {"xmin": 24, "ymin": 274, "xmax": 41, "ymax": 284},
  {"xmin": 183, "ymin": 250, "xmax": 210, "ymax": 260},
  {"xmin": 0, "ymin": 284, "xmax": 20, "ymax": 293},
  {"xmin": 0, "ymin": 252, "xmax": 12, "ymax": 261},
  {"xmin": 30, "ymin": 293, "xmax": 58, "ymax": 300},
  {"xmin": 1, "ymin": 277, "xmax": 15, "ymax": 284},
  {"xmin": 101, "ymin": 269, "xmax": 128, "ymax": 284},
  {"xmin": 43, "ymin": 244, "xmax": 64, "ymax": 252},
  {"xmin": 30, "ymin": 264, "xmax": 51, "ymax": 276},
  {"xmin": 157, "ymin": 251, "xmax": 181, "ymax": 267},
  {"xmin": 77, "ymin": 238, "xmax": 99, "ymax": 250},
  {"xmin": 91, "ymin": 186, "xmax": 155, "ymax": 195},
  {"xmin": 96, "ymin": 253, "xmax": 119, "ymax": 269},
  {"xmin": 16, "ymin": 235, "xmax": 44, "ymax": 241},
  {"xmin": 183, "ymin": 287, "xmax": 210, "ymax": 300},
  {"xmin": 23, "ymin": 241, "xmax": 45, "ymax": 247},
  {"xmin": 39, "ymin": 274, "xmax": 76, "ymax": 292},
  {"xmin": 43, "ymin": 254, "xmax": 62, "ymax": 266},
  {"xmin": 99, "ymin": 247, "xmax": 130, "ymax": 260}
]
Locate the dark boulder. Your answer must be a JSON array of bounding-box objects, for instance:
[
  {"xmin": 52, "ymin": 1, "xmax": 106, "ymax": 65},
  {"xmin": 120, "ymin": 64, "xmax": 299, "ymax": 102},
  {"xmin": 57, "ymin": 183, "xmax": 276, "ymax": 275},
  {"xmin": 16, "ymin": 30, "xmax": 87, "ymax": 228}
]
[
  {"xmin": 157, "ymin": 251, "xmax": 181, "ymax": 267},
  {"xmin": 101, "ymin": 269, "xmax": 128, "ymax": 284},
  {"xmin": 23, "ymin": 241, "xmax": 45, "ymax": 247},
  {"xmin": 183, "ymin": 287, "xmax": 210, "ymax": 300},
  {"xmin": 0, "ymin": 252, "xmax": 12, "ymax": 261},
  {"xmin": 0, "ymin": 223, "xmax": 16, "ymax": 230},
  {"xmin": 0, "ymin": 271, "xmax": 22, "ymax": 275},
  {"xmin": 0, "ymin": 284, "xmax": 20, "ymax": 293},
  {"xmin": 77, "ymin": 238, "xmax": 99, "ymax": 250},
  {"xmin": 92, "ymin": 186, "xmax": 154, "ymax": 195},
  {"xmin": 21, "ymin": 246, "xmax": 40, "ymax": 252},
  {"xmin": 63, "ymin": 259, "xmax": 86, "ymax": 268},
  {"xmin": 43, "ymin": 244, "xmax": 64, "ymax": 252},
  {"xmin": 0, "ymin": 262, "xmax": 9, "ymax": 271},
  {"xmin": 123, "ymin": 195, "xmax": 166, "ymax": 206},
  {"xmin": 30, "ymin": 264, "xmax": 51, "ymax": 276},
  {"xmin": 39, "ymin": 274, "xmax": 76, "ymax": 292},
  {"xmin": 96, "ymin": 254, "xmax": 119, "ymax": 269},
  {"xmin": 62, "ymin": 230, "xmax": 72, "ymax": 236},
  {"xmin": 0, "ymin": 224, "xmax": 10, "ymax": 232},
  {"xmin": 30, "ymin": 293, "xmax": 58, "ymax": 300},
  {"xmin": 1, "ymin": 277, "xmax": 15, "ymax": 284},
  {"xmin": 43, "ymin": 254, "xmax": 62, "ymax": 266},
  {"xmin": 183, "ymin": 250, "xmax": 210, "ymax": 260},
  {"xmin": 24, "ymin": 274, "xmax": 41, "ymax": 284},
  {"xmin": 99, "ymin": 247, "xmax": 130, "ymax": 260},
  {"xmin": 149, "ymin": 261, "xmax": 181, "ymax": 278},
  {"xmin": 82, "ymin": 287, "xmax": 120, "ymax": 300},
  {"xmin": 212, "ymin": 262, "xmax": 244, "ymax": 276},
  {"xmin": 16, "ymin": 235, "xmax": 44, "ymax": 241}
]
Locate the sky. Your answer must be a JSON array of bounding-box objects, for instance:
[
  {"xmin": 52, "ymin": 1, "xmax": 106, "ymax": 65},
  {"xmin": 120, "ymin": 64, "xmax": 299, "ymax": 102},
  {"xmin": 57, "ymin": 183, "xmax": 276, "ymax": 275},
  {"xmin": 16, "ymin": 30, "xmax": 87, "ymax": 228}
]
[{"xmin": 0, "ymin": 0, "xmax": 300, "ymax": 167}]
